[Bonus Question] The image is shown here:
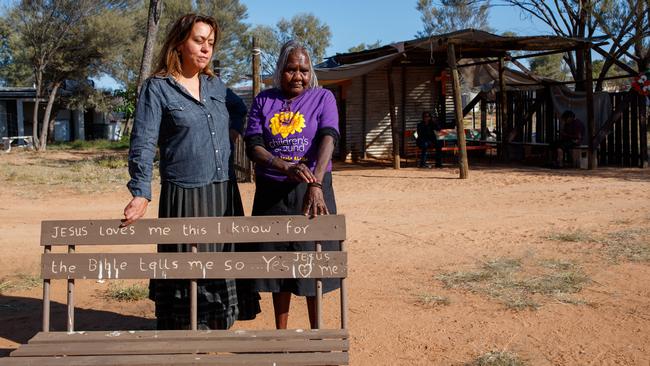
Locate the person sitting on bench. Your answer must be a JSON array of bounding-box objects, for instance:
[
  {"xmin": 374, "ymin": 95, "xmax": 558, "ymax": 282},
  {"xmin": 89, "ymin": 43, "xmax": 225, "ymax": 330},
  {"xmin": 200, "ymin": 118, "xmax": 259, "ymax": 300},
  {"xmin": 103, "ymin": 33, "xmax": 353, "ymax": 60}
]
[
  {"xmin": 550, "ymin": 110, "xmax": 585, "ymax": 168},
  {"xmin": 415, "ymin": 111, "xmax": 443, "ymax": 168}
]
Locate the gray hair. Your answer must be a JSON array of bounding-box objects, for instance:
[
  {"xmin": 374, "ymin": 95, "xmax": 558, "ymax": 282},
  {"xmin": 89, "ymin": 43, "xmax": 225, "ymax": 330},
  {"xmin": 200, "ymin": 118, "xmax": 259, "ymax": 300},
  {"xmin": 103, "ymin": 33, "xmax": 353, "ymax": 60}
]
[{"xmin": 272, "ymin": 40, "xmax": 319, "ymax": 90}]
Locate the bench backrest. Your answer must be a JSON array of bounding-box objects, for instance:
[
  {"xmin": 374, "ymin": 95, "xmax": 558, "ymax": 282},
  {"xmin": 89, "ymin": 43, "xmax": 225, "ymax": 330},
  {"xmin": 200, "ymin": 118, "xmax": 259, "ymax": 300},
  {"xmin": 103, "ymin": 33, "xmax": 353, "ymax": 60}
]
[{"xmin": 39, "ymin": 215, "xmax": 348, "ymax": 332}]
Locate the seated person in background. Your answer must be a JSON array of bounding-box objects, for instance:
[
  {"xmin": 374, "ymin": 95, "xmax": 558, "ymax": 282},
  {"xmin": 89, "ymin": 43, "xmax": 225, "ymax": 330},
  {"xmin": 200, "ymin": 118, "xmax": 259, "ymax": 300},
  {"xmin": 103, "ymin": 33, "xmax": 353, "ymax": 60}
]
[
  {"xmin": 550, "ymin": 110, "xmax": 585, "ymax": 168},
  {"xmin": 415, "ymin": 111, "xmax": 443, "ymax": 168}
]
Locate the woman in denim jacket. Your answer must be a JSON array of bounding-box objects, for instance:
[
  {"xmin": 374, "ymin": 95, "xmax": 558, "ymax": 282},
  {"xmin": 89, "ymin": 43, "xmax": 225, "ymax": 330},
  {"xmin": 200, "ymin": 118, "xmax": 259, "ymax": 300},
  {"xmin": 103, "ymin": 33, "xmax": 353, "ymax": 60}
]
[{"xmin": 122, "ymin": 14, "xmax": 250, "ymax": 330}]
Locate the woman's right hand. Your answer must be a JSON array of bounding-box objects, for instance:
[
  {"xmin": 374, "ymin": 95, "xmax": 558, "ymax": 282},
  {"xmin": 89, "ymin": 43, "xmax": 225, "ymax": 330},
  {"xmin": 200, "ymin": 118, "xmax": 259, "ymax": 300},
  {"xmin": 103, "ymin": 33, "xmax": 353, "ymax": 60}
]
[
  {"xmin": 284, "ymin": 162, "xmax": 317, "ymax": 183},
  {"xmin": 121, "ymin": 197, "xmax": 149, "ymax": 227}
]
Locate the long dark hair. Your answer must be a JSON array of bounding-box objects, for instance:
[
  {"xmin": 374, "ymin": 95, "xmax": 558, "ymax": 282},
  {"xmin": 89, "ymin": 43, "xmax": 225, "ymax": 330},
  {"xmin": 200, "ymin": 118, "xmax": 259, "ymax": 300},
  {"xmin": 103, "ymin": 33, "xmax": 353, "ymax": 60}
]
[{"xmin": 152, "ymin": 14, "xmax": 219, "ymax": 78}]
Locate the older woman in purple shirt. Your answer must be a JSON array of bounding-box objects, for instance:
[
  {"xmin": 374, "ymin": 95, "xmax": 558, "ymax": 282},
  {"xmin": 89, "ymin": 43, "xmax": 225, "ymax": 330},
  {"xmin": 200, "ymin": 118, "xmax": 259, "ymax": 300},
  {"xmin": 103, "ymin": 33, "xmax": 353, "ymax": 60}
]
[{"xmin": 244, "ymin": 40, "xmax": 340, "ymax": 329}]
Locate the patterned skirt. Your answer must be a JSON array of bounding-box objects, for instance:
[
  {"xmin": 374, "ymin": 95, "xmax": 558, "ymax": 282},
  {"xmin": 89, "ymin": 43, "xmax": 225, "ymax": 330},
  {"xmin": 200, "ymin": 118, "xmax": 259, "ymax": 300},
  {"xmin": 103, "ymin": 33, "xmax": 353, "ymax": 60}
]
[{"xmin": 150, "ymin": 180, "xmax": 241, "ymax": 330}]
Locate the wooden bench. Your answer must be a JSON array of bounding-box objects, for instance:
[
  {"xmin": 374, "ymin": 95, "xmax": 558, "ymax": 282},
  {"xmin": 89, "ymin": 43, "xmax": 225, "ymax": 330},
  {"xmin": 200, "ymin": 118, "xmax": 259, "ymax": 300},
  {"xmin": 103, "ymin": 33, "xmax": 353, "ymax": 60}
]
[
  {"xmin": 404, "ymin": 130, "xmax": 492, "ymax": 166},
  {"xmin": 510, "ymin": 142, "xmax": 591, "ymax": 168},
  {"xmin": 0, "ymin": 215, "xmax": 349, "ymax": 365},
  {"xmin": 2, "ymin": 136, "xmax": 34, "ymax": 153}
]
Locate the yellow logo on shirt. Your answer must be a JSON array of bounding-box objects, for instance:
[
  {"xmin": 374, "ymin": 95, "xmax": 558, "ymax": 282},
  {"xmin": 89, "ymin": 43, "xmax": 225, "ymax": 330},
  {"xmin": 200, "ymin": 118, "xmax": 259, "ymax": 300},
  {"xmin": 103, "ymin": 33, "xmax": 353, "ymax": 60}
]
[{"xmin": 269, "ymin": 111, "xmax": 306, "ymax": 138}]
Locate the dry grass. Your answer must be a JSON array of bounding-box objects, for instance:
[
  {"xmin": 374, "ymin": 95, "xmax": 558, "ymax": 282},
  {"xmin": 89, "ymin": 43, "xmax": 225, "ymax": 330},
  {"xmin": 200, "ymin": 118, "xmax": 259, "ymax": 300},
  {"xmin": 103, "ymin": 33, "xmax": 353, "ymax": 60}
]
[
  {"xmin": 0, "ymin": 273, "xmax": 41, "ymax": 294},
  {"xmin": 547, "ymin": 229, "xmax": 593, "ymax": 243},
  {"xmin": 466, "ymin": 351, "xmax": 526, "ymax": 366},
  {"xmin": 601, "ymin": 228, "xmax": 650, "ymax": 262},
  {"xmin": 437, "ymin": 257, "xmax": 590, "ymax": 310},
  {"xmin": 103, "ymin": 281, "xmax": 149, "ymax": 302},
  {"xmin": 416, "ymin": 293, "xmax": 450, "ymax": 307},
  {"xmin": 0, "ymin": 150, "xmax": 159, "ymax": 196}
]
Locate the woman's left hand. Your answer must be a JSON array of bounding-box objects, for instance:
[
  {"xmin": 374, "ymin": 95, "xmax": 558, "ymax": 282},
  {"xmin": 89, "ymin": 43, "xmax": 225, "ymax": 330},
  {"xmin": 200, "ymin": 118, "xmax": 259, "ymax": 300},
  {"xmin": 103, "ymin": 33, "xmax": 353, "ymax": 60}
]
[{"xmin": 302, "ymin": 185, "xmax": 329, "ymax": 217}]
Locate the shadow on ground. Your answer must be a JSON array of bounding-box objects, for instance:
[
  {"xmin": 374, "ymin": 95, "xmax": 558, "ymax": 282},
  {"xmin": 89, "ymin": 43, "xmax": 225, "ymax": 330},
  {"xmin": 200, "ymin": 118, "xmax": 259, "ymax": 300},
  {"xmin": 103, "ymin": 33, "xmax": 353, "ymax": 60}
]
[{"xmin": 0, "ymin": 295, "xmax": 154, "ymax": 357}]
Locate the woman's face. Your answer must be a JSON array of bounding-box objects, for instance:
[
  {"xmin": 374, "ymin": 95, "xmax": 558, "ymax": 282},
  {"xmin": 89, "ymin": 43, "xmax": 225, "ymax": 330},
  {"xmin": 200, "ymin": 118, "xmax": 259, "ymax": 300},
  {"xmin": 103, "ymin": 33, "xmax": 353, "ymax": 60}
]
[
  {"xmin": 423, "ymin": 113, "xmax": 432, "ymax": 122},
  {"xmin": 281, "ymin": 49, "xmax": 311, "ymax": 98},
  {"xmin": 177, "ymin": 22, "xmax": 215, "ymax": 74}
]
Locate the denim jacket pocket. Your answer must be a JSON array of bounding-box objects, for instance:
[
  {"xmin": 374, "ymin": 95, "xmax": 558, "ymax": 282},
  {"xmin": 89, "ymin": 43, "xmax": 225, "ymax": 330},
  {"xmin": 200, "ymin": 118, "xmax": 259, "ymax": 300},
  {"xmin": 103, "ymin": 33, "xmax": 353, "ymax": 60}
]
[
  {"xmin": 209, "ymin": 95, "xmax": 228, "ymax": 119},
  {"xmin": 166, "ymin": 102, "xmax": 191, "ymax": 127}
]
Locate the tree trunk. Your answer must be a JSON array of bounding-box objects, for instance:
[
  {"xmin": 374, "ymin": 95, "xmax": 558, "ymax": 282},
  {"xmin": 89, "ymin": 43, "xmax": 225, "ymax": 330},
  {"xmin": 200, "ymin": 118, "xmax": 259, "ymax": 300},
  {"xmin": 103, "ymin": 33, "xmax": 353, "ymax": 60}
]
[
  {"xmin": 38, "ymin": 81, "xmax": 62, "ymax": 151},
  {"xmin": 128, "ymin": 0, "xmax": 162, "ymax": 137},
  {"xmin": 634, "ymin": 0, "xmax": 649, "ymax": 72},
  {"xmin": 574, "ymin": 7, "xmax": 587, "ymax": 91},
  {"xmin": 47, "ymin": 111, "xmax": 57, "ymax": 144},
  {"xmin": 135, "ymin": 0, "xmax": 163, "ymax": 95},
  {"xmin": 32, "ymin": 69, "xmax": 43, "ymax": 147}
]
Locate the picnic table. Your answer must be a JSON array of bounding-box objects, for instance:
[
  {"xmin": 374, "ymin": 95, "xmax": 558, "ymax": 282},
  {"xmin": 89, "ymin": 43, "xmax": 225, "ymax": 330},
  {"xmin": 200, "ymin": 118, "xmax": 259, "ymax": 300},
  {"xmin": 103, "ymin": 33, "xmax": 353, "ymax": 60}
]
[{"xmin": 2, "ymin": 136, "xmax": 35, "ymax": 153}]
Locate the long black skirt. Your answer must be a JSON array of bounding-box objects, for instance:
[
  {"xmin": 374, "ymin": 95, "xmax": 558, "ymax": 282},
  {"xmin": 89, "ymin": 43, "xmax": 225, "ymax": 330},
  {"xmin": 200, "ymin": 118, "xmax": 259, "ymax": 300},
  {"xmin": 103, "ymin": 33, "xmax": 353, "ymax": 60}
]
[
  {"xmin": 150, "ymin": 180, "xmax": 239, "ymax": 330},
  {"xmin": 248, "ymin": 172, "xmax": 341, "ymax": 296},
  {"xmin": 228, "ymin": 179, "xmax": 261, "ymax": 321}
]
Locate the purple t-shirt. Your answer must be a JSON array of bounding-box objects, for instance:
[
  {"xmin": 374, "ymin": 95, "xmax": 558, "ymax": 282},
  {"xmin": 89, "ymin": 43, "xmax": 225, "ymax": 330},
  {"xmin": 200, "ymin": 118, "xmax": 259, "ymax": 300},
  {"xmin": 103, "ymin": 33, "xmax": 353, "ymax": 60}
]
[{"xmin": 245, "ymin": 87, "xmax": 339, "ymax": 181}]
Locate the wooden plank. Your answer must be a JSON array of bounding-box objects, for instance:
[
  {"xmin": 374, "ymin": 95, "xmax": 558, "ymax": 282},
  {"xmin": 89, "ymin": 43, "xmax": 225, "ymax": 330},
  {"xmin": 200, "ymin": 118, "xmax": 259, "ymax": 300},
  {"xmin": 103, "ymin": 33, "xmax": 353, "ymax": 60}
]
[
  {"xmin": 499, "ymin": 57, "xmax": 508, "ymax": 160},
  {"xmin": 67, "ymin": 245, "xmax": 75, "ymax": 332},
  {"xmin": 447, "ymin": 43, "xmax": 469, "ymax": 178},
  {"xmin": 28, "ymin": 329, "xmax": 349, "ymax": 344},
  {"xmin": 607, "ymin": 95, "xmax": 616, "ymax": 165},
  {"xmin": 41, "ymin": 252, "xmax": 347, "ymax": 280},
  {"xmin": 0, "ymin": 352, "xmax": 349, "ymax": 366},
  {"xmin": 615, "ymin": 94, "xmax": 623, "ymax": 165},
  {"xmin": 386, "ymin": 65, "xmax": 400, "ymax": 169},
  {"xmin": 42, "ymin": 246, "xmax": 51, "ymax": 332},
  {"xmin": 623, "ymin": 96, "xmax": 631, "ymax": 166},
  {"xmin": 640, "ymin": 95, "xmax": 648, "ymax": 168},
  {"xmin": 40, "ymin": 215, "xmax": 346, "ymax": 246},
  {"xmin": 462, "ymin": 92, "xmax": 482, "ymax": 117},
  {"xmin": 10, "ymin": 339, "xmax": 349, "ymax": 357},
  {"xmin": 630, "ymin": 94, "xmax": 639, "ymax": 167},
  {"xmin": 584, "ymin": 45, "xmax": 596, "ymax": 169}
]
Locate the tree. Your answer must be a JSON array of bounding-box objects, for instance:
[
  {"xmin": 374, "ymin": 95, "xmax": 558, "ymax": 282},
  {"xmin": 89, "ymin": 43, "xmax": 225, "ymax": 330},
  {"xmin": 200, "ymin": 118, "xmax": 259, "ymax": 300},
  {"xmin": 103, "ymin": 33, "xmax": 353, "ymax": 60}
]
[
  {"xmin": 348, "ymin": 41, "xmax": 383, "ymax": 53},
  {"xmin": 504, "ymin": 0, "xmax": 649, "ymax": 90},
  {"xmin": 248, "ymin": 24, "xmax": 282, "ymax": 76},
  {"xmin": 0, "ymin": 18, "xmax": 32, "ymax": 86},
  {"xmin": 247, "ymin": 13, "xmax": 332, "ymax": 78},
  {"xmin": 276, "ymin": 13, "xmax": 331, "ymax": 63},
  {"xmin": 529, "ymin": 53, "xmax": 570, "ymax": 81},
  {"xmin": 136, "ymin": 0, "xmax": 163, "ymax": 96},
  {"xmin": 416, "ymin": 0, "xmax": 491, "ymax": 37},
  {"xmin": 590, "ymin": 0, "xmax": 650, "ymax": 90},
  {"xmin": 8, "ymin": 0, "xmax": 129, "ymax": 150},
  {"xmin": 197, "ymin": 0, "xmax": 250, "ymax": 84},
  {"xmin": 502, "ymin": 0, "xmax": 595, "ymax": 83}
]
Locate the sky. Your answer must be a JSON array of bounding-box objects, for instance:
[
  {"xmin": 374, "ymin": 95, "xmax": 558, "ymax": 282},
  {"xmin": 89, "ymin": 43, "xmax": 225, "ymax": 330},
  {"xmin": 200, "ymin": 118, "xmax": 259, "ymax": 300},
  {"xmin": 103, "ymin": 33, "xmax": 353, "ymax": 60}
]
[
  {"xmin": 242, "ymin": 0, "xmax": 553, "ymax": 56},
  {"xmin": 1, "ymin": 0, "xmax": 555, "ymax": 90}
]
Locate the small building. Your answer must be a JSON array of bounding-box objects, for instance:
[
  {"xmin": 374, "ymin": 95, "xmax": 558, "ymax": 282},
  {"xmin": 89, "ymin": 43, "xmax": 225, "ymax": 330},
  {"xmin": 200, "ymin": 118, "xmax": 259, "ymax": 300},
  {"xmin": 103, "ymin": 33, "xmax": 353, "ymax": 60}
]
[{"xmin": 0, "ymin": 85, "xmax": 114, "ymax": 143}]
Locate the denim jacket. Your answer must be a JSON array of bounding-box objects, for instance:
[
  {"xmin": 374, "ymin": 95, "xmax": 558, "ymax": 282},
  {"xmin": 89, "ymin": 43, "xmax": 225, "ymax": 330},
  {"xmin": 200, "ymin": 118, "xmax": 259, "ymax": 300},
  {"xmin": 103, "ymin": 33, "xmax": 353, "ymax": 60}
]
[{"xmin": 127, "ymin": 74, "xmax": 246, "ymax": 200}]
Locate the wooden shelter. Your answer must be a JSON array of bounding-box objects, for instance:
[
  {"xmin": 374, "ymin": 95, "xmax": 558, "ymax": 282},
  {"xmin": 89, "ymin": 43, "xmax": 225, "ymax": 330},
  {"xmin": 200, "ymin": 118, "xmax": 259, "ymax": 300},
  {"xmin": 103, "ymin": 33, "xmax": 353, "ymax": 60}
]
[{"xmin": 315, "ymin": 29, "xmax": 647, "ymax": 176}]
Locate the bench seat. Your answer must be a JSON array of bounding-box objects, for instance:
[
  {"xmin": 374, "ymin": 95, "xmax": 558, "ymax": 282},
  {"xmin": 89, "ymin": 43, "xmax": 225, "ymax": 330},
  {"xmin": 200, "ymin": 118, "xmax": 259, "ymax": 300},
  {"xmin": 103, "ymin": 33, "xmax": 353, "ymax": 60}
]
[{"xmin": 2, "ymin": 329, "xmax": 349, "ymax": 365}]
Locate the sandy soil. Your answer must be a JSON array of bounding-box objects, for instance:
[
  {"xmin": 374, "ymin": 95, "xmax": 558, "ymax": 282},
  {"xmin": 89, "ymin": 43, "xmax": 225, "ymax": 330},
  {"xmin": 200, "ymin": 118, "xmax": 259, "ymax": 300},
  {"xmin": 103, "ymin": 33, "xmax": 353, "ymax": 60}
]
[{"xmin": 1, "ymin": 150, "xmax": 649, "ymax": 365}]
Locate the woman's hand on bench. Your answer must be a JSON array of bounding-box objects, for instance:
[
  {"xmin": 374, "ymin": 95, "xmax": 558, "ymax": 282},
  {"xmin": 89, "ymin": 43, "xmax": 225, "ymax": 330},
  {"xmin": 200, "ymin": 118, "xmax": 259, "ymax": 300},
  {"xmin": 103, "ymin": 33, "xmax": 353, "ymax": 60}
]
[
  {"xmin": 121, "ymin": 197, "xmax": 149, "ymax": 227},
  {"xmin": 302, "ymin": 184, "xmax": 329, "ymax": 218}
]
